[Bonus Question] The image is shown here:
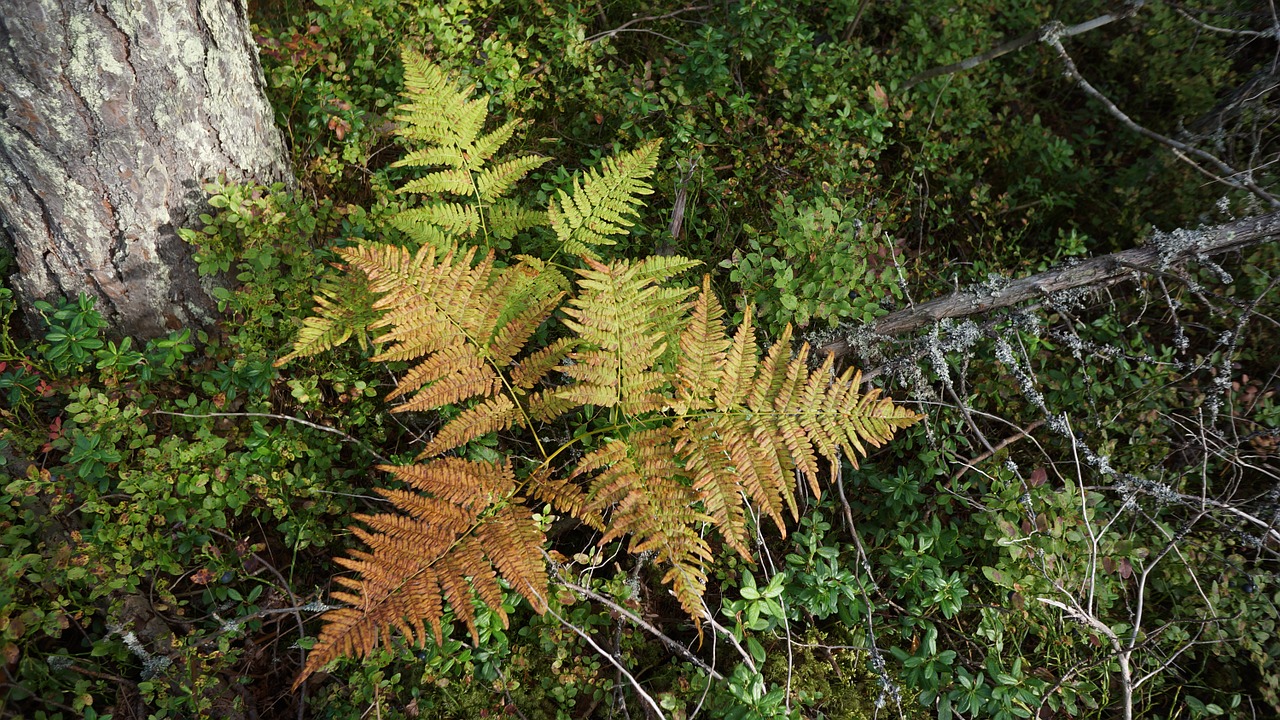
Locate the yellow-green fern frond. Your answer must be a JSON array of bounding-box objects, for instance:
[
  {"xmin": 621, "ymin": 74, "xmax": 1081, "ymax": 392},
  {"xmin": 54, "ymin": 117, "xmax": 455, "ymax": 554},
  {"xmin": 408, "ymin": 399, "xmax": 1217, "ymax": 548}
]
[
  {"xmin": 387, "ymin": 212, "xmax": 456, "ymax": 253},
  {"xmin": 391, "ymin": 51, "xmax": 547, "ymax": 251},
  {"xmin": 548, "ymin": 139, "xmax": 662, "ymax": 258},
  {"xmin": 558, "ymin": 256, "xmax": 697, "ymax": 413},
  {"xmin": 477, "ymin": 156, "xmax": 552, "ymax": 202},
  {"xmin": 488, "ymin": 201, "xmax": 548, "ymax": 241},
  {"xmin": 395, "ymin": 51, "xmax": 487, "ymax": 150},
  {"xmin": 465, "ymin": 120, "xmax": 521, "ymax": 169},
  {"xmin": 393, "ymin": 203, "xmax": 483, "ymax": 241},
  {"xmin": 275, "ymin": 266, "xmax": 380, "ymax": 366}
]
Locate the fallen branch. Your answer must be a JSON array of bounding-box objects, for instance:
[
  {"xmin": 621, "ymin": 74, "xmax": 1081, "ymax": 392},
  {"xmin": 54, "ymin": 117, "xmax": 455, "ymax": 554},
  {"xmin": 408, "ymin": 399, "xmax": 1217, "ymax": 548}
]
[
  {"xmin": 902, "ymin": 3, "xmax": 1145, "ymax": 91},
  {"xmin": 821, "ymin": 211, "xmax": 1280, "ymax": 358}
]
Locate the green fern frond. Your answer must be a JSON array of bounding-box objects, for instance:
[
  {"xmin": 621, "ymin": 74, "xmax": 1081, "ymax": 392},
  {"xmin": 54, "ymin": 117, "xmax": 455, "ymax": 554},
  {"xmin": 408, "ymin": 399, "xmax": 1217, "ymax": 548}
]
[
  {"xmin": 393, "ymin": 146, "xmax": 467, "ymax": 171},
  {"xmin": 387, "ymin": 212, "xmax": 457, "ymax": 253},
  {"xmin": 395, "ymin": 52, "xmax": 487, "ymax": 149},
  {"xmin": 488, "ymin": 201, "xmax": 548, "ymax": 240},
  {"xmin": 477, "ymin": 156, "xmax": 552, "ymax": 202},
  {"xmin": 390, "ymin": 51, "xmax": 547, "ymax": 252},
  {"xmin": 394, "ymin": 203, "xmax": 483, "ymax": 238},
  {"xmin": 399, "ymin": 170, "xmax": 479, "ymax": 198},
  {"xmin": 466, "ymin": 120, "xmax": 521, "ymax": 169},
  {"xmin": 548, "ymin": 139, "xmax": 662, "ymax": 258}
]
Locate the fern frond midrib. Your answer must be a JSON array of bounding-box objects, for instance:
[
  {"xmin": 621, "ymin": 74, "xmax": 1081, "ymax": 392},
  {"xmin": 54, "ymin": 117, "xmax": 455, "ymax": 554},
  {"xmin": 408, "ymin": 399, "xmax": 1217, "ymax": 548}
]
[{"xmin": 373, "ymin": 257, "xmax": 549, "ymax": 459}]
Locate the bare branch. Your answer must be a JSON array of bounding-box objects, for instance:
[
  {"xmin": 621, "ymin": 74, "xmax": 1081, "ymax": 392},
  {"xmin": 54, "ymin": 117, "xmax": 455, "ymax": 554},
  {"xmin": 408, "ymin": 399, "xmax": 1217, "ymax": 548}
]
[
  {"xmin": 1045, "ymin": 33, "xmax": 1280, "ymax": 208},
  {"xmin": 149, "ymin": 410, "xmax": 392, "ymax": 464},
  {"xmin": 902, "ymin": 3, "xmax": 1146, "ymax": 91},
  {"xmin": 586, "ymin": 5, "xmax": 710, "ymax": 44},
  {"xmin": 821, "ymin": 210, "xmax": 1280, "ymax": 357},
  {"xmin": 557, "ymin": 577, "xmax": 725, "ymax": 681}
]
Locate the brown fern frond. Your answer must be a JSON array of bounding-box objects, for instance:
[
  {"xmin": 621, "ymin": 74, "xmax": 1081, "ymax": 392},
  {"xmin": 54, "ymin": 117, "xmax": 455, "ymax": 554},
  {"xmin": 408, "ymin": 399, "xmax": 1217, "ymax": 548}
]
[
  {"xmin": 579, "ymin": 428, "xmax": 714, "ymax": 618},
  {"xmin": 384, "ymin": 343, "xmax": 495, "ymax": 404},
  {"xmin": 295, "ymin": 459, "xmax": 548, "ymax": 688},
  {"xmin": 419, "ymin": 395, "xmax": 520, "ymax": 456},
  {"xmin": 476, "ymin": 504, "xmax": 551, "ymax": 611},
  {"xmin": 378, "ymin": 458, "xmax": 515, "ymax": 507},
  {"xmin": 335, "ymin": 246, "xmax": 556, "ymax": 432},
  {"xmin": 524, "ymin": 389, "xmax": 577, "ymax": 422},
  {"xmin": 525, "ymin": 466, "xmax": 602, "ymax": 529},
  {"xmin": 676, "ymin": 427, "xmax": 750, "ymax": 558}
]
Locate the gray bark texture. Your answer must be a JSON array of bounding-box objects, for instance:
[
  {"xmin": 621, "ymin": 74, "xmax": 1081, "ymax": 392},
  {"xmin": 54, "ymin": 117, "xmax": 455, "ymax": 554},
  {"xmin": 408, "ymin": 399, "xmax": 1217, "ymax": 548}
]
[{"xmin": 0, "ymin": 0, "xmax": 292, "ymax": 338}]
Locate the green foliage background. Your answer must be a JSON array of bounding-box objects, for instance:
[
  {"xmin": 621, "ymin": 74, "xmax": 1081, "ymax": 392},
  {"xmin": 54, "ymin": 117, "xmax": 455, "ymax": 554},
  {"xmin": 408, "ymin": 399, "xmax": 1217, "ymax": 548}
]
[{"xmin": 2, "ymin": 0, "xmax": 1278, "ymax": 718}]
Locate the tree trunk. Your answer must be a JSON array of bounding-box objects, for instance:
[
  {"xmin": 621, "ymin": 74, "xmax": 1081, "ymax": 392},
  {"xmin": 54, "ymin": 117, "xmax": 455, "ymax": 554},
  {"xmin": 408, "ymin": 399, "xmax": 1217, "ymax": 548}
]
[{"xmin": 0, "ymin": 0, "xmax": 291, "ymax": 339}]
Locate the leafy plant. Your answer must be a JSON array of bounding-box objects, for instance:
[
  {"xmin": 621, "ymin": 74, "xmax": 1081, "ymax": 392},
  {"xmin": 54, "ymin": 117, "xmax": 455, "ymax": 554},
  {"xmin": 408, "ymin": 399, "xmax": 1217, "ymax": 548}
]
[
  {"xmin": 724, "ymin": 194, "xmax": 901, "ymax": 332},
  {"xmin": 279, "ymin": 55, "xmax": 920, "ymax": 686},
  {"xmin": 34, "ymin": 295, "xmax": 107, "ymax": 375}
]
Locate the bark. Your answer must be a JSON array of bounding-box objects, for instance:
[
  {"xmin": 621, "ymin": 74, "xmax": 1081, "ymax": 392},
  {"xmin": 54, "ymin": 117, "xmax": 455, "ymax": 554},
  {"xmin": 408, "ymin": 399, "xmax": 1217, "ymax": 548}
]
[
  {"xmin": 821, "ymin": 211, "xmax": 1280, "ymax": 359},
  {"xmin": 0, "ymin": 0, "xmax": 291, "ymax": 338}
]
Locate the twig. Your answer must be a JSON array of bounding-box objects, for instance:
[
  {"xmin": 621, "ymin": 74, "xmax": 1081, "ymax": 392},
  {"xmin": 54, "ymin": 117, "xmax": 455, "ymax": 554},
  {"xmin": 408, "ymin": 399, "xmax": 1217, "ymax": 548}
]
[
  {"xmin": 543, "ymin": 602, "xmax": 667, "ymax": 719},
  {"xmin": 841, "ymin": 0, "xmax": 872, "ymax": 42},
  {"xmin": 1171, "ymin": 4, "xmax": 1274, "ymax": 38},
  {"xmin": 558, "ymin": 578, "xmax": 724, "ymax": 681},
  {"xmin": 1046, "ymin": 33, "xmax": 1280, "ymax": 209},
  {"xmin": 586, "ymin": 5, "xmax": 710, "ymax": 44},
  {"xmin": 902, "ymin": 4, "xmax": 1146, "ymax": 90},
  {"xmin": 701, "ymin": 610, "xmax": 757, "ymax": 673},
  {"xmin": 952, "ymin": 419, "xmax": 1046, "ymax": 480},
  {"xmin": 149, "ymin": 410, "xmax": 392, "ymax": 464}
]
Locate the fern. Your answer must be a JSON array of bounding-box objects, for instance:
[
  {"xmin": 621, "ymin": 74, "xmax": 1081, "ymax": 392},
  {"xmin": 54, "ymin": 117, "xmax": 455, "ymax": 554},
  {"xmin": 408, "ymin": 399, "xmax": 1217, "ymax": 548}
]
[
  {"xmin": 273, "ymin": 268, "xmax": 379, "ymax": 367},
  {"xmin": 389, "ymin": 50, "xmax": 549, "ymax": 252},
  {"xmin": 571, "ymin": 276, "xmax": 920, "ymax": 618},
  {"xmin": 296, "ymin": 459, "xmax": 548, "ymax": 684},
  {"xmin": 281, "ymin": 55, "xmax": 921, "ymax": 689},
  {"xmin": 548, "ymin": 139, "xmax": 662, "ymax": 259}
]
